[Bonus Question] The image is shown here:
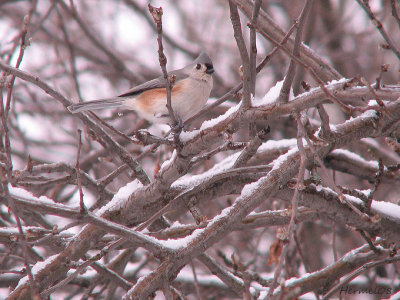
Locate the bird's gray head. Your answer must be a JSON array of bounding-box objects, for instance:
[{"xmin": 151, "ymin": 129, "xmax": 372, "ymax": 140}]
[{"xmin": 183, "ymin": 52, "xmax": 214, "ymax": 81}]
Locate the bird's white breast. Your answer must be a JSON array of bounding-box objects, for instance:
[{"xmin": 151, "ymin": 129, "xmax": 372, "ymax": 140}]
[{"xmin": 172, "ymin": 76, "xmax": 213, "ymax": 121}]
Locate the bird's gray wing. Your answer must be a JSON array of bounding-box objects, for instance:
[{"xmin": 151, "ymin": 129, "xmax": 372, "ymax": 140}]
[{"xmin": 118, "ymin": 68, "xmax": 188, "ymax": 97}]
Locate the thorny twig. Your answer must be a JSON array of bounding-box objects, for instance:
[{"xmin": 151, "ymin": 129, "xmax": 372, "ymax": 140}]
[{"xmin": 148, "ymin": 4, "xmax": 181, "ymax": 145}]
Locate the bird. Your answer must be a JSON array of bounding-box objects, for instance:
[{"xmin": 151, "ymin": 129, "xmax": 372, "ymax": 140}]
[{"xmin": 68, "ymin": 52, "xmax": 214, "ymax": 124}]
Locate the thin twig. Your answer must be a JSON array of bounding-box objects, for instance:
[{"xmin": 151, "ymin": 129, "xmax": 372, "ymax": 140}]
[
  {"xmin": 123, "ymin": 0, "xmax": 198, "ymax": 57},
  {"xmin": 266, "ymin": 113, "xmax": 307, "ymax": 298},
  {"xmin": 297, "ymin": 115, "xmax": 369, "ymax": 220},
  {"xmin": 40, "ymin": 239, "xmax": 125, "ymax": 297},
  {"xmin": 316, "ymin": 104, "xmax": 333, "ymax": 140},
  {"xmin": 356, "ymin": 0, "xmax": 400, "ymax": 61},
  {"xmin": 360, "ymin": 76, "xmax": 385, "ymax": 107},
  {"xmin": 390, "ymin": 0, "xmax": 400, "ymax": 30},
  {"xmin": 249, "ymin": 0, "xmax": 262, "ymax": 96},
  {"xmin": 232, "ymin": 254, "xmax": 252, "ymax": 299},
  {"xmin": 278, "ymin": 0, "xmax": 314, "ymax": 104},
  {"xmin": 323, "ymin": 255, "xmax": 400, "ymax": 300},
  {"xmin": 148, "ymin": 5, "xmax": 178, "ymax": 131},
  {"xmin": 332, "ymin": 222, "xmax": 338, "ymax": 262},
  {"xmin": 58, "ymin": 1, "xmax": 139, "ymax": 81},
  {"xmin": 0, "ymin": 61, "xmax": 151, "ymax": 185},
  {"xmin": 251, "ymin": 21, "xmax": 353, "ymax": 113},
  {"xmin": 198, "ymin": 254, "xmax": 244, "ymax": 295},
  {"xmin": 190, "ymin": 261, "xmax": 203, "ymax": 300},
  {"xmin": 75, "ymin": 129, "xmax": 86, "ymax": 214},
  {"xmin": 55, "ymin": 6, "xmax": 84, "ymax": 101},
  {"xmin": 357, "ymin": 229, "xmax": 380, "ymax": 254},
  {"xmin": 367, "ymin": 158, "xmax": 384, "ymax": 208},
  {"xmin": 233, "ymin": 126, "xmax": 270, "ymax": 168},
  {"xmin": 1, "ymin": 1, "xmax": 38, "ymax": 179},
  {"xmin": 375, "ymin": 63, "xmax": 389, "ymax": 89},
  {"xmin": 0, "ymin": 179, "xmax": 41, "ymax": 299},
  {"xmin": 0, "ymin": 2, "xmax": 41, "ymax": 298},
  {"xmin": 229, "ymin": 0, "xmax": 251, "ymax": 110},
  {"xmin": 135, "ymin": 165, "xmax": 270, "ymax": 232},
  {"xmin": 191, "ymin": 141, "xmax": 246, "ymax": 166}
]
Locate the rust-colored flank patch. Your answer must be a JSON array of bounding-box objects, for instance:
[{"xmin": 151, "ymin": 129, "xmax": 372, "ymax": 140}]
[{"xmin": 136, "ymin": 80, "xmax": 186, "ymax": 111}]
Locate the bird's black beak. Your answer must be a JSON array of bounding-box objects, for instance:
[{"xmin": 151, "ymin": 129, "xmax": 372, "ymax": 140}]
[{"xmin": 205, "ymin": 63, "xmax": 215, "ymax": 74}]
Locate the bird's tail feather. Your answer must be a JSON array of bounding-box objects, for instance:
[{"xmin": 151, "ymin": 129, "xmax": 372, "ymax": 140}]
[{"xmin": 68, "ymin": 98, "xmax": 126, "ymax": 113}]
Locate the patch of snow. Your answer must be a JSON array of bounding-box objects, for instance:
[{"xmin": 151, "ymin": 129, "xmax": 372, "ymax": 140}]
[
  {"xmin": 179, "ymin": 129, "xmax": 200, "ymax": 142},
  {"xmin": 368, "ymin": 100, "xmax": 378, "ymax": 106},
  {"xmin": 315, "ymin": 185, "xmax": 400, "ymax": 224},
  {"xmin": 252, "ymin": 79, "xmax": 284, "ymax": 106},
  {"xmin": 371, "ymin": 201, "xmax": 400, "ymax": 223},
  {"xmin": 360, "ymin": 109, "xmax": 378, "ymax": 119},
  {"xmin": 172, "ymin": 152, "xmax": 240, "ymax": 189},
  {"xmin": 270, "ymin": 147, "xmax": 298, "ymax": 172},
  {"xmin": 257, "ymin": 139, "xmax": 297, "ymax": 152},
  {"xmin": 315, "ymin": 184, "xmax": 323, "ymax": 192},
  {"xmin": 200, "ymin": 102, "xmax": 241, "ymax": 131},
  {"xmin": 16, "ymin": 254, "xmax": 59, "ymax": 288},
  {"xmin": 156, "ymin": 227, "xmax": 204, "ymax": 250},
  {"xmin": 344, "ymin": 194, "xmax": 364, "ymax": 206},
  {"xmin": 9, "ymin": 185, "xmax": 55, "ymax": 204},
  {"xmin": 327, "ymin": 78, "xmax": 348, "ymax": 85},
  {"xmin": 331, "ymin": 149, "xmax": 379, "ymax": 169},
  {"xmin": 241, "ymin": 179, "xmax": 263, "ymax": 198},
  {"xmin": 96, "ymin": 179, "xmax": 143, "ymax": 215},
  {"xmin": 160, "ymin": 150, "xmax": 178, "ymax": 171}
]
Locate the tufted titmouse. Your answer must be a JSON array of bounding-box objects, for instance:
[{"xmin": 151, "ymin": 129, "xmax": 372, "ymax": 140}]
[{"xmin": 68, "ymin": 52, "xmax": 214, "ymax": 123}]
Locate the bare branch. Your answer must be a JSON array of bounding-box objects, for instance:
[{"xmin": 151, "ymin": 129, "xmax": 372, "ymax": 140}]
[
  {"xmin": 229, "ymin": 0, "xmax": 251, "ymax": 109},
  {"xmin": 278, "ymin": 0, "xmax": 314, "ymax": 104},
  {"xmin": 357, "ymin": 0, "xmax": 400, "ymax": 60}
]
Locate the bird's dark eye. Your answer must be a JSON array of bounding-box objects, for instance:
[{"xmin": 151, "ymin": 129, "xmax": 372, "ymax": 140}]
[{"xmin": 196, "ymin": 64, "xmax": 201, "ymax": 70}]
